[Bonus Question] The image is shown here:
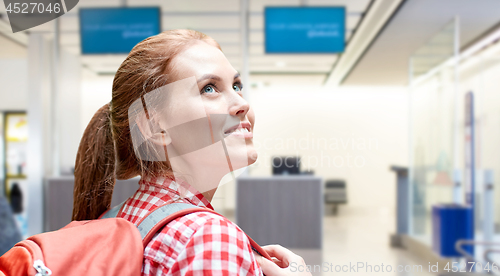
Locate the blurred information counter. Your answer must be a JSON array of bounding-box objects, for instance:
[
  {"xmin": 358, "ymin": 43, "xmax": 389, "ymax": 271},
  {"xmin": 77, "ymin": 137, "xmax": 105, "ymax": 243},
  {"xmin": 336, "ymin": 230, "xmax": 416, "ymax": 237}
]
[
  {"xmin": 236, "ymin": 176, "xmax": 323, "ymax": 273},
  {"xmin": 44, "ymin": 176, "xmax": 139, "ymax": 231}
]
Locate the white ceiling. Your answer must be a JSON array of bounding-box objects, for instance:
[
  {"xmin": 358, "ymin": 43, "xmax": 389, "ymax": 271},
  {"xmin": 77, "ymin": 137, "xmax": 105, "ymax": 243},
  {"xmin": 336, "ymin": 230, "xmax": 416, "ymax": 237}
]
[
  {"xmin": 0, "ymin": 0, "xmax": 372, "ymax": 86},
  {"xmin": 4, "ymin": 0, "xmax": 499, "ymax": 87},
  {"xmin": 343, "ymin": 0, "xmax": 500, "ymax": 86}
]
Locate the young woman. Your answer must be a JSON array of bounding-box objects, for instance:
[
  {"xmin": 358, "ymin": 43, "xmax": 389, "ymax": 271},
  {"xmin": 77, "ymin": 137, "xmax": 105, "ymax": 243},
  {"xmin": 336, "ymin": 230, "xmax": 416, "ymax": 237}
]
[{"xmin": 72, "ymin": 29, "xmax": 310, "ymax": 276}]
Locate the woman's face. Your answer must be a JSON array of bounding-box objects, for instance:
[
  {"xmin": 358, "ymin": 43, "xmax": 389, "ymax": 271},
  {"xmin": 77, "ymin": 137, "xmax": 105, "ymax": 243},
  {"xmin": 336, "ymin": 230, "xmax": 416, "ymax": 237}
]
[{"xmin": 164, "ymin": 41, "xmax": 257, "ymax": 173}]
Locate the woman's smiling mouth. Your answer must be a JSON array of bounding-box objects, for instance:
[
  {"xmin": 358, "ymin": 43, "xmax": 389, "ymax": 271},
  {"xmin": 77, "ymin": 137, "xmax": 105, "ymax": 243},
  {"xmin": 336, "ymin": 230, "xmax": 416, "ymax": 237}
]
[{"xmin": 223, "ymin": 122, "xmax": 253, "ymax": 138}]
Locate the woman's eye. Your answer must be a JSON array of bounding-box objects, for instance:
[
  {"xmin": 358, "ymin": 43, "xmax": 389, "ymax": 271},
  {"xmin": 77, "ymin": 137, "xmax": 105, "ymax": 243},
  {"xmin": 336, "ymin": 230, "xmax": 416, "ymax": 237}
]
[
  {"xmin": 233, "ymin": 84, "xmax": 241, "ymax": 92},
  {"xmin": 202, "ymin": 85, "xmax": 216, "ymax": 94}
]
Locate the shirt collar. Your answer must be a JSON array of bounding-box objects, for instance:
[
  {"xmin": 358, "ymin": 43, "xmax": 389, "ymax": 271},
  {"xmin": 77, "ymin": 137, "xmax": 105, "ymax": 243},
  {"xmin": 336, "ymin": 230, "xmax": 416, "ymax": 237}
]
[{"xmin": 139, "ymin": 174, "xmax": 214, "ymax": 210}]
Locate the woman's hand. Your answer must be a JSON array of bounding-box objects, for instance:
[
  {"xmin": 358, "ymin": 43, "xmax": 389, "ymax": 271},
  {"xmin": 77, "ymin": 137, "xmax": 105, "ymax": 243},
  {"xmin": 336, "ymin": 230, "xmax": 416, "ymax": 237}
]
[{"xmin": 254, "ymin": 245, "xmax": 312, "ymax": 276}]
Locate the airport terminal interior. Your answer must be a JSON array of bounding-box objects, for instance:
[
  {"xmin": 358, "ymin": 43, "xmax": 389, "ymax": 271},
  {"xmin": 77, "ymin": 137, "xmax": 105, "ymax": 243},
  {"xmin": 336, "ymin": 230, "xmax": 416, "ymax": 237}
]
[{"xmin": 1, "ymin": 0, "xmax": 500, "ymax": 275}]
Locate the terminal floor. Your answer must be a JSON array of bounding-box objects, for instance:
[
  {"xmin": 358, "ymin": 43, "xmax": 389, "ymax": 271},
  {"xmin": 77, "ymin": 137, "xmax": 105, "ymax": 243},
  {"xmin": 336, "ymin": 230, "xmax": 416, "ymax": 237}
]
[
  {"xmin": 225, "ymin": 207, "xmax": 437, "ymax": 275},
  {"xmin": 322, "ymin": 208, "xmax": 436, "ymax": 275}
]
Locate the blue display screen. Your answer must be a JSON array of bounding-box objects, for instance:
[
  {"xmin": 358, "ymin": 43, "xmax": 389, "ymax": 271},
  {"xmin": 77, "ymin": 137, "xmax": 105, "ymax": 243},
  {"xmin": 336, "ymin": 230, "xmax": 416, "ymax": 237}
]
[
  {"xmin": 265, "ymin": 7, "xmax": 345, "ymax": 53},
  {"xmin": 79, "ymin": 7, "xmax": 161, "ymax": 54}
]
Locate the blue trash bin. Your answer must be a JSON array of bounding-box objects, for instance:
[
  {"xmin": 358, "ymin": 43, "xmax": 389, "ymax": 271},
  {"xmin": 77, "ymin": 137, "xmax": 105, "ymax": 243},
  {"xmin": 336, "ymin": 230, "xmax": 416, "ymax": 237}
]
[{"xmin": 432, "ymin": 204, "xmax": 473, "ymax": 258}]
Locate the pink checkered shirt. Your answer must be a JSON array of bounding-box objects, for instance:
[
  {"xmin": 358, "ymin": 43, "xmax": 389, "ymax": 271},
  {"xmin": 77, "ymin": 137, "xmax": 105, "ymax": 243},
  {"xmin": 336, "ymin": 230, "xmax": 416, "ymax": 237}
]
[{"xmin": 118, "ymin": 175, "xmax": 264, "ymax": 276}]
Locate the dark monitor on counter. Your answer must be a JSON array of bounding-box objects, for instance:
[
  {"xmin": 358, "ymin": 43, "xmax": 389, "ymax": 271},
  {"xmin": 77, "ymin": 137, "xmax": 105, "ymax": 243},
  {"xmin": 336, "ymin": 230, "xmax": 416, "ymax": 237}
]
[{"xmin": 272, "ymin": 156, "xmax": 300, "ymax": 175}]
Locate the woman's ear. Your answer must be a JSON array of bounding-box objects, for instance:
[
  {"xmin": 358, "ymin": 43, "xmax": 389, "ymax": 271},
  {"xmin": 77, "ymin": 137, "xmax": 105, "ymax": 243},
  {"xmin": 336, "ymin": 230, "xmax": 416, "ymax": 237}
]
[
  {"xmin": 153, "ymin": 129, "xmax": 172, "ymax": 147},
  {"xmin": 135, "ymin": 114, "xmax": 172, "ymax": 147}
]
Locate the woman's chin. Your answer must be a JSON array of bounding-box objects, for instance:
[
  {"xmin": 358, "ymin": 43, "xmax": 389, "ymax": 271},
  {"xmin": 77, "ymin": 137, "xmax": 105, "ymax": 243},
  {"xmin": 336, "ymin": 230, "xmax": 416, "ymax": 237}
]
[
  {"xmin": 224, "ymin": 149, "xmax": 257, "ymax": 171},
  {"xmin": 247, "ymin": 149, "xmax": 258, "ymax": 165}
]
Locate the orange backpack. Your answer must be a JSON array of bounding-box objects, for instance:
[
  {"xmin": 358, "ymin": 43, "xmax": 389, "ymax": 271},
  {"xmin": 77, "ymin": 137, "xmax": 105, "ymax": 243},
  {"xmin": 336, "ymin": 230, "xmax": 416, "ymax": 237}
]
[{"xmin": 0, "ymin": 203, "xmax": 271, "ymax": 275}]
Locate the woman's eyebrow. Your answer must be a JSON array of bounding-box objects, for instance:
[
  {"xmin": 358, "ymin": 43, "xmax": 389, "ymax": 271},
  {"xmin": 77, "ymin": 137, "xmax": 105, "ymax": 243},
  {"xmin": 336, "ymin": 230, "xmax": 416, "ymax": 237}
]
[
  {"xmin": 197, "ymin": 73, "xmax": 241, "ymax": 83},
  {"xmin": 197, "ymin": 74, "xmax": 221, "ymax": 83}
]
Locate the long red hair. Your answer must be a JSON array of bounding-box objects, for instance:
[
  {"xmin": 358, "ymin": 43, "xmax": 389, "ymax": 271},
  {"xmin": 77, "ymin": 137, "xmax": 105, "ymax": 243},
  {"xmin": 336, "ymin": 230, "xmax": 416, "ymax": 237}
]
[{"xmin": 72, "ymin": 30, "xmax": 221, "ymax": 220}]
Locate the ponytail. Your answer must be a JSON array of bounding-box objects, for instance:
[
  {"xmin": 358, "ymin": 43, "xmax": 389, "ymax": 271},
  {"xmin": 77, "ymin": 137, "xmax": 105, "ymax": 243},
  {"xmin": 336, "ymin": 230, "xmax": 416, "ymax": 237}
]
[{"xmin": 72, "ymin": 104, "xmax": 116, "ymax": 220}]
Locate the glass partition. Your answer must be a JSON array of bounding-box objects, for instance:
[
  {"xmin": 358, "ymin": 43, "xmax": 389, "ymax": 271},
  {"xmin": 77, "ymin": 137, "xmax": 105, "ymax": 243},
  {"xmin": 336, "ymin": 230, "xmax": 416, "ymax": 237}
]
[
  {"xmin": 410, "ymin": 17, "xmax": 500, "ymax": 251},
  {"xmin": 409, "ymin": 19, "xmax": 459, "ymax": 243},
  {"xmin": 459, "ymin": 40, "xmax": 500, "ymax": 239}
]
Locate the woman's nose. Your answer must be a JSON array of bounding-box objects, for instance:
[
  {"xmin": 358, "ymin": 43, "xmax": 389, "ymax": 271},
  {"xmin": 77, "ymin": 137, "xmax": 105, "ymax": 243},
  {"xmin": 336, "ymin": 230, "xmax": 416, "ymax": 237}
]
[{"xmin": 228, "ymin": 93, "xmax": 250, "ymax": 118}]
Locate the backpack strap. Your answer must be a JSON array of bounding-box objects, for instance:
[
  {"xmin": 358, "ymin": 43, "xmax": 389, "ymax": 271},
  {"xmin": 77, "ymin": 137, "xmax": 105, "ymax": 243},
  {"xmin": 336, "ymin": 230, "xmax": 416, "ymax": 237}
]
[
  {"xmin": 136, "ymin": 203, "xmax": 201, "ymax": 247},
  {"xmin": 102, "ymin": 201, "xmax": 272, "ymax": 261},
  {"xmin": 100, "ymin": 201, "xmax": 126, "ymax": 219}
]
